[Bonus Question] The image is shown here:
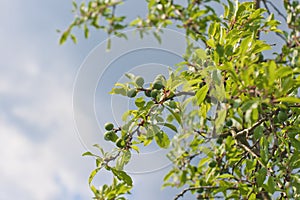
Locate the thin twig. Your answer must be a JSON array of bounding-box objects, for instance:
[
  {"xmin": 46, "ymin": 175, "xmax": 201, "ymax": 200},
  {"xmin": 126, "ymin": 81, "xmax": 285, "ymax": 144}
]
[
  {"xmin": 266, "ymin": 0, "xmax": 286, "ymax": 20},
  {"xmin": 235, "ymin": 116, "xmax": 268, "ymax": 138},
  {"xmin": 238, "ymin": 142, "xmax": 274, "ymax": 174},
  {"xmin": 262, "ymin": 0, "xmax": 271, "ymax": 15}
]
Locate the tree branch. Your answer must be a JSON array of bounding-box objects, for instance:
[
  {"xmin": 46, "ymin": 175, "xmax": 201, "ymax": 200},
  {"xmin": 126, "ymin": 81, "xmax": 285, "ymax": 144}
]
[
  {"xmin": 174, "ymin": 186, "xmax": 238, "ymax": 200},
  {"xmin": 266, "ymin": 0, "xmax": 286, "ymax": 20},
  {"xmin": 234, "ymin": 116, "xmax": 268, "ymax": 138}
]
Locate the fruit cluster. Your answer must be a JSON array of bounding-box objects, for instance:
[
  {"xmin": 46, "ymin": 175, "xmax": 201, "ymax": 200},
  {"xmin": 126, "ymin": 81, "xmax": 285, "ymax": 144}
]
[
  {"xmin": 103, "ymin": 122, "xmax": 126, "ymax": 148},
  {"xmin": 126, "ymin": 74, "xmax": 177, "ymax": 106},
  {"xmin": 126, "ymin": 74, "xmax": 167, "ymax": 99}
]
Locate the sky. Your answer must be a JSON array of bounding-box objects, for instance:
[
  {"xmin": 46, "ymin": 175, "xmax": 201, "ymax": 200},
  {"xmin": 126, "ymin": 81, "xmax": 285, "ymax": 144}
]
[{"xmin": 0, "ymin": 0, "xmax": 288, "ymax": 200}]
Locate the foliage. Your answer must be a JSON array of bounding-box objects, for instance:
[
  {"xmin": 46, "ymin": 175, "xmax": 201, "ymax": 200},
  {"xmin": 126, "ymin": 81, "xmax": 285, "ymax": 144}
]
[{"xmin": 61, "ymin": 0, "xmax": 300, "ymax": 199}]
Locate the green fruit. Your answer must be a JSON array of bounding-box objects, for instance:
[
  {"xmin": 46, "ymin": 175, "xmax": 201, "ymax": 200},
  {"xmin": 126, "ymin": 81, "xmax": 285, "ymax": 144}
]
[
  {"xmin": 104, "ymin": 130, "xmax": 118, "ymax": 142},
  {"xmin": 154, "ymin": 74, "xmax": 166, "ymax": 82},
  {"xmin": 206, "ymin": 96, "xmax": 211, "ymax": 103},
  {"xmin": 153, "ymin": 81, "xmax": 164, "ymax": 90},
  {"xmin": 216, "ymin": 137, "xmax": 223, "ymax": 145},
  {"xmin": 144, "ymin": 90, "xmax": 151, "ymax": 97},
  {"xmin": 225, "ymin": 119, "xmax": 233, "ymax": 127},
  {"xmin": 209, "ymin": 161, "xmax": 217, "ymax": 168},
  {"xmin": 116, "ymin": 138, "xmax": 125, "ymax": 148},
  {"xmin": 168, "ymin": 100, "xmax": 176, "ymax": 108},
  {"xmin": 150, "ymin": 89, "xmax": 159, "ymax": 99},
  {"xmin": 104, "ymin": 131, "xmax": 113, "ymax": 141},
  {"xmin": 127, "ymin": 89, "xmax": 137, "ymax": 98},
  {"xmin": 104, "ymin": 122, "xmax": 114, "ymax": 131},
  {"xmin": 135, "ymin": 76, "xmax": 144, "ymax": 87},
  {"xmin": 278, "ymin": 111, "xmax": 288, "ymax": 122},
  {"xmin": 197, "ymin": 188, "xmax": 204, "ymax": 193},
  {"xmin": 111, "ymin": 132, "xmax": 118, "ymax": 142}
]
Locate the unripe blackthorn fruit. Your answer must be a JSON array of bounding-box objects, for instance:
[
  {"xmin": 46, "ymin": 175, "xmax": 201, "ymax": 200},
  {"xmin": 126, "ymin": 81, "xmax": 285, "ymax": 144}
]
[
  {"xmin": 144, "ymin": 90, "xmax": 151, "ymax": 97},
  {"xmin": 116, "ymin": 138, "xmax": 125, "ymax": 148},
  {"xmin": 150, "ymin": 89, "xmax": 159, "ymax": 99},
  {"xmin": 278, "ymin": 111, "xmax": 288, "ymax": 122},
  {"xmin": 104, "ymin": 130, "xmax": 118, "ymax": 142},
  {"xmin": 216, "ymin": 137, "xmax": 223, "ymax": 145},
  {"xmin": 135, "ymin": 76, "xmax": 144, "ymax": 87},
  {"xmin": 104, "ymin": 122, "xmax": 114, "ymax": 131},
  {"xmin": 127, "ymin": 88, "xmax": 137, "ymax": 98},
  {"xmin": 104, "ymin": 131, "xmax": 113, "ymax": 141},
  {"xmin": 209, "ymin": 161, "xmax": 217, "ymax": 168},
  {"xmin": 153, "ymin": 81, "xmax": 164, "ymax": 90},
  {"xmin": 225, "ymin": 119, "xmax": 233, "ymax": 127}
]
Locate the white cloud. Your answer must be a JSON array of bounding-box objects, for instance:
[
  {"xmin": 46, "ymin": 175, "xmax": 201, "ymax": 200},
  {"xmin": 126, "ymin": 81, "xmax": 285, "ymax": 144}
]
[
  {"xmin": 0, "ymin": 48, "xmax": 92, "ymax": 200},
  {"xmin": 0, "ymin": 115, "xmax": 60, "ymax": 199}
]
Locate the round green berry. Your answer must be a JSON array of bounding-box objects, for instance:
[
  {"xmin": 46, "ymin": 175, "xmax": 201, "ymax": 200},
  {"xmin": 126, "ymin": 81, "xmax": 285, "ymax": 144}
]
[
  {"xmin": 135, "ymin": 76, "xmax": 144, "ymax": 87},
  {"xmin": 144, "ymin": 90, "xmax": 151, "ymax": 97},
  {"xmin": 225, "ymin": 119, "xmax": 233, "ymax": 127},
  {"xmin": 104, "ymin": 122, "xmax": 114, "ymax": 131},
  {"xmin": 116, "ymin": 138, "xmax": 125, "ymax": 148},
  {"xmin": 127, "ymin": 88, "xmax": 137, "ymax": 98},
  {"xmin": 278, "ymin": 111, "xmax": 288, "ymax": 122},
  {"xmin": 153, "ymin": 81, "xmax": 164, "ymax": 90},
  {"xmin": 150, "ymin": 89, "xmax": 159, "ymax": 99}
]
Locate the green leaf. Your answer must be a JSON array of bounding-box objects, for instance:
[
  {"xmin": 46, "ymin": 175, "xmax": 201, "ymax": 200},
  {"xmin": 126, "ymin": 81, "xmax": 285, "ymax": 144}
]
[
  {"xmin": 135, "ymin": 97, "xmax": 145, "ymax": 108},
  {"xmin": 241, "ymin": 100, "xmax": 256, "ymax": 112},
  {"xmin": 59, "ymin": 29, "xmax": 70, "ymax": 45},
  {"xmin": 256, "ymin": 167, "xmax": 267, "ymax": 187},
  {"xmin": 267, "ymin": 61, "xmax": 276, "ymax": 86},
  {"xmin": 70, "ymin": 34, "xmax": 77, "ymax": 44},
  {"xmin": 265, "ymin": 176, "xmax": 276, "ymax": 194},
  {"xmin": 153, "ymin": 31, "xmax": 162, "ymax": 44},
  {"xmin": 111, "ymin": 87, "xmax": 127, "ymax": 96},
  {"xmin": 194, "ymin": 48, "xmax": 207, "ymax": 60},
  {"xmin": 82, "ymin": 151, "xmax": 98, "ymax": 157},
  {"xmin": 84, "ymin": 24, "xmax": 89, "ymax": 38},
  {"xmin": 116, "ymin": 151, "xmax": 131, "ymax": 170},
  {"xmin": 111, "ymin": 168, "xmax": 133, "ymax": 186},
  {"xmin": 218, "ymin": 173, "xmax": 234, "ymax": 179},
  {"xmin": 106, "ymin": 38, "xmax": 111, "ymax": 51},
  {"xmin": 154, "ymin": 131, "xmax": 170, "ymax": 149},
  {"xmin": 248, "ymin": 193, "xmax": 256, "ymax": 200},
  {"xmin": 206, "ymin": 39, "xmax": 215, "ymax": 48},
  {"xmin": 157, "ymin": 122, "xmax": 178, "ymax": 132},
  {"xmin": 163, "ymin": 170, "xmax": 174, "ymax": 182},
  {"xmin": 89, "ymin": 167, "xmax": 102, "ymax": 185},
  {"xmin": 215, "ymin": 109, "xmax": 226, "ymax": 132},
  {"xmin": 198, "ymin": 157, "xmax": 210, "ymax": 168},
  {"xmin": 275, "ymin": 66, "xmax": 293, "ymax": 79},
  {"xmin": 253, "ymin": 125, "xmax": 264, "ymax": 140},
  {"xmin": 166, "ymin": 107, "xmax": 182, "ymax": 125},
  {"xmin": 195, "ymin": 84, "xmax": 209, "ymax": 105},
  {"xmin": 245, "ymin": 159, "xmax": 256, "ymax": 172},
  {"xmin": 239, "ymin": 36, "xmax": 252, "ymax": 55},
  {"xmin": 131, "ymin": 145, "xmax": 139, "ymax": 153},
  {"xmin": 276, "ymin": 96, "xmax": 300, "ymax": 103}
]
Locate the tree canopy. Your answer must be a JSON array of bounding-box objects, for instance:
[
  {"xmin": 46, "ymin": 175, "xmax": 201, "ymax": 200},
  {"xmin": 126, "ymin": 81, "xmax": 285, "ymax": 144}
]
[{"xmin": 61, "ymin": 0, "xmax": 300, "ymax": 199}]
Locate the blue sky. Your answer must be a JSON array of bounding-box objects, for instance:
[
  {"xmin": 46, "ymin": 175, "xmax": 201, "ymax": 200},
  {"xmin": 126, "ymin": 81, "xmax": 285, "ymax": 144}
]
[
  {"xmin": 0, "ymin": 0, "xmax": 191, "ymax": 199},
  {"xmin": 0, "ymin": 0, "xmax": 95, "ymax": 199},
  {"xmin": 0, "ymin": 0, "xmax": 288, "ymax": 199}
]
